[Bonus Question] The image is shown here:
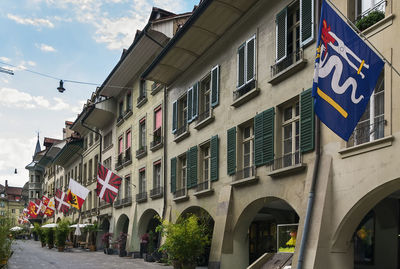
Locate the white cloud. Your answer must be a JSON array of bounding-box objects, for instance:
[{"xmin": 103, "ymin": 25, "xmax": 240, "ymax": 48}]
[
  {"xmin": 0, "ymin": 57, "xmax": 11, "ymax": 63},
  {"xmin": 27, "ymin": 61, "xmax": 36, "ymax": 66},
  {"xmin": 0, "ymin": 87, "xmax": 80, "ymax": 113},
  {"xmin": 7, "ymin": 13, "xmax": 54, "ymax": 28},
  {"xmin": 36, "ymin": 43, "xmax": 57, "ymax": 52}
]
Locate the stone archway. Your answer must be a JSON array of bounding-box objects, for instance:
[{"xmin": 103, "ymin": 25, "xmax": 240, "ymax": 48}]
[
  {"xmin": 229, "ymin": 197, "xmax": 299, "ymax": 268},
  {"xmin": 137, "ymin": 209, "xmax": 161, "ymax": 257}
]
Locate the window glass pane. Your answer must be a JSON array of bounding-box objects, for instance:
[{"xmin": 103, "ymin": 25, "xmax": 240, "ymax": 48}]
[
  {"xmin": 244, "ymin": 126, "xmax": 251, "ymax": 139},
  {"xmin": 155, "ymin": 109, "xmax": 162, "ymax": 129},
  {"xmin": 284, "ymin": 125, "xmax": 292, "ymax": 139},
  {"xmin": 284, "ymin": 107, "xmax": 292, "ymax": 121}
]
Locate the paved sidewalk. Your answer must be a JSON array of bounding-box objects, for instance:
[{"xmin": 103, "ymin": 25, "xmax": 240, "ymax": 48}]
[{"xmin": 8, "ymin": 239, "xmax": 174, "ymax": 269}]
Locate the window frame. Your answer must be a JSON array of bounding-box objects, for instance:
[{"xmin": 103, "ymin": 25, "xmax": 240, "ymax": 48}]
[{"xmin": 237, "ymin": 34, "xmax": 256, "ymax": 90}]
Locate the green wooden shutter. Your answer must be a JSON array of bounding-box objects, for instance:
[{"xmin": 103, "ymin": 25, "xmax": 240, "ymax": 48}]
[
  {"xmin": 171, "ymin": 157, "xmax": 176, "ymax": 193},
  {"xmin": 211, "ymin": 65, "xmax": 219, "ymax": 107},
  {"xmin": 210, "ymin": 135, "xmax": 219, "ymax": 181},
  {"xmin": 237, "ymin": 43, "xmax": 245, "ymax": 88},
  {"xmin": 190, "ymin": 146, "xmax": 198, "ymax": 188},
  {"xmin": 172, "ymin": 100, "xmax": 177, "ymax": 134},
  {"xmin": 263, "ymin": 108, "xmax": 275, "ymax": 164},
  {"xmin": 276, "ymin": 8, "xmax": 287, "ymax": 62},
  {"xmin": 186, "ymin": 150, "xmax": 191, "ymax": 188},
  {"xmin": 300, "ymin": 0, "xmax": 314, "ymax": 46},
  {"xmin": 187, "ymin": 88, "xmax": 193, "ymax": 123},
  {"xmin": 227, "ymin": 127, "xmax": 236, "ymax": 175},
  {"xmin": 246, "ymin": 36, "xmax": 255, "ymax": 83},
  {"xmin": 300, "ymin": 88, "xmax": 314, "ymax": 153},
  {"xmin": 192, "ymin": 82, "xmax": 199, "ymax": 120},
  {"xmin": 254, "ymin": 108, "xmax": 275, "ymax": 166}
]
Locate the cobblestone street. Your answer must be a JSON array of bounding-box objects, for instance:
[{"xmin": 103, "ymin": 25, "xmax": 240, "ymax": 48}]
[{"xmin": 8, "ymin": 240, "xmax": 174, "ymax": 269}]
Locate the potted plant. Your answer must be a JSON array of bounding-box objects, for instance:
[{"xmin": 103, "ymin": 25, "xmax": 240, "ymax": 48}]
[
  {"xmin": 55, "ymin": 219, "xmax": 70, "ymax": 252},
  {"xmin": 33, "ymin": 223, "xmax": 46, "ymax": 247},
  {"xmin": 101, "ymin": 232, "xmax": 113, "ymax": 254},
  {"xmin": 44, "ymin": 227, "xmax": 55, "ymax": 249},
  {"xmin": 156, "ymin": 214, "xmax": 210, "ymax": 269},
  {"xmin": 356, "ymin": 10, "xmax": 385, "ymax": 31},
  {"xmin": 117, "ymin": 232, "xmax": 127, "ymax": 257},
  {"xmin": 145, "ymin": 231, "xmax": 156, "ymax": 262},
  {"xmin": 83, "ymin": 222, "xmax": 100, "ymax": 251},
  {"xmin": 140, "ymin": 233, "xmax": 149, "ymax": 258},
  {"xmin": 0, "ymin": 214, "xmax": 13, "ymax": 265}
]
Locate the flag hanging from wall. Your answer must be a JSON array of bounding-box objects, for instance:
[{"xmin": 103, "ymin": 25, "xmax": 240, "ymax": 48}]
[
  {"xmin": 40, "ymin": 196, "xmax": 50, "ymax": 215},
  {"xmin": 44, "ymin": 197, "xmax": 55, "ymax": 217},
  {"xmin": 312, "ymin": 0, "xmax": 385, "ymax": 141},
  {"xmin": 97, "ymin": 163, "xmax": 122, "ymax": 204},
  {"xmin": 55, "ymin": 188, "xmax": 71, "ymax": 214},
  {"xmin": 67, "ymin": 179, "xmax": 89, "ymax": 210},
  {"xmin": 35, "ymin": 198, "xmax": 44, "ymax": 216},
  {"xmin": 27, "ymin": 201, "xmax": 38, "ymax": 218}
]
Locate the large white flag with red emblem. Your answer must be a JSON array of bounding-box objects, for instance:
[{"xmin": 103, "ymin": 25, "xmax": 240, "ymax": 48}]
[
  {"xmin": 97, "ymin": 163, "xmax": 122, "ymax": 203},
  {"xmin": 67, "ymin": 179, "xmax": 89, "ymax": 210}
]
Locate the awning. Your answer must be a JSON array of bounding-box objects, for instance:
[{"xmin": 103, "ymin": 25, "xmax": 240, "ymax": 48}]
[
  {"xmin": 52, "ymin": 139, "xmax": 83, "ymax": 167},
  {"xmin": 100, "ymin": 29, "xmax": 170, "ymax": 97},
  {"xmin": 37, "ymin": 141, "xmax": 65, "ymax": 168},
  {"xmin": 142, "ymin": 0, "xmax": 259, "ymax": 85}
]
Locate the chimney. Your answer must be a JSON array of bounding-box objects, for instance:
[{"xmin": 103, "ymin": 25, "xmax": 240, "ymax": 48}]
[{"xmin": 5, "ymin": 180, "xmax": 8, "ymax": 188}]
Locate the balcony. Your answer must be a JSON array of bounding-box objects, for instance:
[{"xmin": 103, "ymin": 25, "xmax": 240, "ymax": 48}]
[
  {"xmin": 136, "ymin": 146, "xmax": 147, "ymax": 159},
  {"xmin": 150, "ymin": 128, "xmax": 163, "ymax": 151},
  {"xmin": 194, "ymin": 180, "xmax": 213, "ymax": 197},
  {"xmin": 137, "ymin": 94, "xmax": 147, "ymax": 108},
  {"xmin": 268, "ymin": 152, "xmax": 306, "ymax": 178},
  {"xmin": 173, "ymin": 188, "xmax": 188, "ymax": 202},
  {"xmin": 174, "ymin": 124, "xmax": 189, "ymax": 143},
  {"xmin": 84, "ymin": 97, "xmax": 116, "ymax": 129},
  {"xmin": 269, "ymin": 49, "xmax": 307, "ymax": 85},
  {"xmin": 123, "ymin": 108, "xmax": 132, "ymax": 120},
  {"xmin": 136, "ymin": 191, "xmax": 147, "ymax": 203},
  {"xmin": 231, "ymin": 165, "xmax": 258, "ymax": 187},
  {"xmin": 116, "ymin": 114, "xmax": 124, "ymax": 127},
  {"xmin": 124, "ymin": 148, "xmax": 132, "ymax": 166},
  {"xmin": 121, "ymin": 196, "xmax": 132, "ymax": 207},
  {"xmin": 232, "ymin": 80, "xmax": 259, "ymax": 108},
  {"xmin": 99, "ymin": 200, "xmax": 111, "ymax": 209},
  {"xmin": 195, "ymin": 109, "xmax": 214, "ymax": 130},
  {"xmin": 116, "ymin": 154, "xmax": 124, "ymax": 171},
  {"xmin": 151, "ymin": 82, "xmax": 163, "ymax": 95},
  {"xmin": 150, "ymin": 186, "xmax": 163, "ymax": 199},
  {"xmin": 114, "ymin": 199, "xmax": 123, "ymax": 209},
  {"xmin": 91, "ymin": 208, "xmax": 97, "ymax": 216},
  {"xmin": 355, "ymin": 0, "xmax": 386, "ymax": 31},
  {"xmin": 29, "ymin": 182, "xmax": 41, "ymax": 190}
]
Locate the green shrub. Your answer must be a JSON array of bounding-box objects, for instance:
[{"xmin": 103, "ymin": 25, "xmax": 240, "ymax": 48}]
[
  {"xmin": 33, "ymin": 223, "xmax": 46, "ymax": 244},
  {"xmin": 356, "ymin": 10, "xmax": 385, "ymax": 31},
  {"xmin": 156, "ymin": 214, "xmax": 210, "ymax": 265},
  {"xmin": 44, "ymin": 227, "xmax": 54, "ymax": 247},
  {"xmin": 0, "ymin": 214, "xmax": 13, "ymax": 259},
  {"xmin": 55, "ymin": 219, "xmax": 70, "ymax": 247}
]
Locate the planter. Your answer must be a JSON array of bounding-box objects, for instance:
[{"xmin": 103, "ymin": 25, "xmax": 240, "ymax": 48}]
[
  {"xmin": 144, "ymin": 253, "xmax": 155, "ymax": 262},
  {"xmin": 41, "ymin": 242, "xmax": 46, "ymax": 248},
  {"xmin": 89, "ymin": 245, "xmax": 96, "ymax": 251},
  {"xmin": 57, "ymin": 246, "xmax": 65, "ymax": 252},
  {"xmin": 48, "ymin": 244, "xmax": 54, "ymax": 249},
  {"xmin": 182, "ymin": 263, "xmax": 196, "ymax": 269},
  {"xmin": 0, "ymin": 258, "xmax": 8, "ymax": 265},
  {"xmin": 119, "ymin": 249, "xmax": 127, "ymax": 257},
  {"xmin": 172, "ymin": 260, "xmax": 182, "ymax": 269}
]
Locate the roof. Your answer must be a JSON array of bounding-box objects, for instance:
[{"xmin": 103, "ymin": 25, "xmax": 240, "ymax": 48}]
[
  {"xmin": 142, "ymin": 0, "xmax": 259, "ymax": 85},
  {"xmin": 65, "ymin": 121, "xmax": 74, "ymax": 126},
  {"xmin": 44, "ymin": 137, "xmax": 62, "ymax": 148},
  {"xmin": 34, "ymin": 136, "xmax": 41, "ymax": 155},
  {"xmin": 6, "ymin": 186, "xmax": 22, "ymax": 196}
]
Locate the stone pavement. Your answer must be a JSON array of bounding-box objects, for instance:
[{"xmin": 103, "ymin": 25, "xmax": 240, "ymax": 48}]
[{"xmin": 8, "ymin": 239, "xmax": 174, "ymax": 269}]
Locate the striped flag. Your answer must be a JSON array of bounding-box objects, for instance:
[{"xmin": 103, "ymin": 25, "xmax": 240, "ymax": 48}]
[
  {"xmin": 55, "ymin": 188, "xmax": 70, "ymax": 214},
  {"xmin": 67, "ymin": 179, "xmax": 89, "ymax": 210},
  {"xmin": 97, "ymin": 163, "xmax": 122, "ymax": 203}
]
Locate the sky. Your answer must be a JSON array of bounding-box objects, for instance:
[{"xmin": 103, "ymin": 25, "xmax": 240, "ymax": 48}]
[{"xmin": 0, "ymin": 0, "xmax": 198, "ymax": 188}]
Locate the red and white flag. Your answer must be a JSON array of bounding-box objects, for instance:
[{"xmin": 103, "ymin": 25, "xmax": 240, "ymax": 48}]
[
  {"xmin": 97, "ymin": 163, "xmax": 122, "ymax": 203},
  {"xmin": 55, "ymin": 188, "xmax": 70, "ymax": 214},
  {"xmin": 40, "ymin": 196, "xmax": 50, "ymax": 215},
  {"xmin": 27, "ymin": 202, "xmax": 38, "ymax": 218},
  {"xmin": 35, "ymin": 198, "xmax": 43, "ymax": 216},
  {"xmin": 67, "ymin": 179, "xmax": 89, "ymax": 210},
  {"xmin": 44, "ymin": 197, "xmax": 55, "ymax": 217}
]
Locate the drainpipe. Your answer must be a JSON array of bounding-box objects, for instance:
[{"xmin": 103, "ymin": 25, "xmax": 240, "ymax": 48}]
[{"xmin": 162, "ymin": 87, "xmax": 167, "ymax": 220}]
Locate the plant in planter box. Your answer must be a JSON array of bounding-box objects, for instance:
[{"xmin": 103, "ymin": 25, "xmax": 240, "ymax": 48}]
[
  {"xmin": 356, "ymin": 10, "xmax": 385, "ymax": 31},
  {"xmin": 83, "ymin": 222, "xmax": 100, "ymax": 251},
  {"xmin": 156, "ymin": 214, "xmax": 210, "ymax": 269},
  {"xmin": 55, "ymin": 219, "xmax": 70, "ymax": 252},
  {"xmin": 0, "ymin": 214, "xmax": 13, "ymax": 265},
  {"xmin": 44, "ymin": 227, "xmax": 55, "ymax": 249},
  {"xmin": 117, "ymin": 232, "xmax": 128, "ymax": 257},
  {"xmin": 101, "ymin": 232, "xmax": 113, "ymax": 254}
]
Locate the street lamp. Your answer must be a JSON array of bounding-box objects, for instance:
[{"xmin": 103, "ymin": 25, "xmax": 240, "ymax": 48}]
[{"xmin": 57, "ymin": 80, "xmax": 66, "ymax": 93}]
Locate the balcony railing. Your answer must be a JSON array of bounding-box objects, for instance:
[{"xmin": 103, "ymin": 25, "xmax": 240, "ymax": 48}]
[
  {"xmin": 136, "ymin": 146, "xmax": 147, "ymax": 159},
  {"xmin": 29, "ymin": 182, "xmax": 41, "ymax": 189},
  {"xmin": 196, "ymin": 181, "xmax": 209, "ymax": 192},
  {"xmin": 137, "ymin": 94, "xmax": 147, "ymax": 107},
  {"xmin": 91, "ymin": 208, "xmax": 97, "ymax": 216},
  {"xmin": 234, "ymin": 165, "xmax": 256, "ymax": 181},
  {"xmin": 174, "ymin": 124, "xmax": 188, "ymax": 138},
  {"xmin": 271, "ymin": 50, "xmax": 304, "ymax": 77},
  {"xmin": 99, "ymin": 200, "xmax": 111, "ymax": 209},
  {"xmin": 121, "ymin": 196, "xmax": 132, "ymax": 206},
  {"xmin": 347, "ymin": 118, "xmax": 385, "ymax": 147},
  {"xmin": 197, "ymin": 109, "xmax": 211, "ymax": 123},
  {"xmin": 124, "ymin": 148, "xmax": 131, "ymax": 163},
  {"xmin": 355, "ymin": 0, "xmax": 386, "ymax": 22},
  {"xmin": 150, "ymin": 186, "xmax": 163, "ymax": 198},
  {"xmin": 150, "ymin": 128, "xmax": 163, "ymax": 150},
  {"xmin": 136, "ymin": 192, "xmax": 147, "ymax": 203},
  {"xmin": 233, "ymin": 79, "xmax": 256, "ymax": 101},
  {"xmin": 114, "ymin": 199, "xmax": 122, "ymax": 208},
  {"xmin": 117, "ymin": 114, "xmax": 124, "ymax": 124},
  {"xmin": 173, "ymin": 188, "xmax": 186, "ymax": 199},
  {"xmin": 271, "ymin": 152, "xmax": 301, "ymax": 171}
]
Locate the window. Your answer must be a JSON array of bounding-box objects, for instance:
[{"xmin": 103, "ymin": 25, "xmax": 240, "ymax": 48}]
[
  {"xmin": 126, "ymin": 91, "xmax": 132, "ymax": 112},
  {"xmin": 172, "ymin": 94, "xmax": 188, "ymax": 135},
  {"xmin": 125, "ymin": 175, "xmax": 131, "ymax": 198},
  {"xmin": 139, "ymin": 118, "xmax": 146, "ymax": 148},
  {"xmin": 198, "ymin": 74, "xmax": 212, "ymax": 122},
  {"xmin": 84, "ymin": 137, "xmax": 88, "ymax": 150},
  {"xmin": 241, "ymin": 123, "xmax": 254, "ymax": 178},
  {"xmin": 89, "ymin": 133, "xmax": 93, "ymax": 146},
  {"xmin": 198, "ymin": 142, "xmax": 211, "ymax": 191},
  {"xmin": 94, "ymin": 155, "xmax": 98, "ymax": 179},
  {"xmin": 236, "ymin": 35, "xmax": 256, "ymax": 97},
  {"xmin": 273, "ymin": 0, "xmax": 313, "ymax": 75},
  {"xmin": 282, "ymin": 102, "xmax": 300, "ymax": 167},
  {"xmin": 354, "ymin": 210, "xmax": 374, "ymax": 264},
  {"xmin": 139, "ymin": 169, "xmax": 146, "ymax": 194},
  {"xmin": 88, "ymin": 159, "xmax": 93, "ymax": 183},
  {"xmin": 12, "ymin": 209, "xmax": 15, "ymax": 213},
  {"xmin": 125, "ymin": 130, "xmax": 131, "ymax": 162},
  {"xmin": 178, "ymin": 154, "xmax": 187, "ymax": 192},
  {"xmin": 139, "ymin": 80, "xmax": 147, "ymax": 99},
  {"xmin": 103, "ymin": 131, "xmax": 112, "ymax": 149},
  {"xmin": 118, "ymin": 136, "xmax": 123, "ymax": 166},
  {"xmin": 104, "ymin": 157, "xmax": 112, "ymax": 170},
  {"xmin": 0, "ymin": 202, "xmax": 4, "ymax": 208},
  {"xmin": 356, "ymin": 0, "xmax": 385, "ymax": 21},
  {"xmin": 31, "ymin": 175, "xmax": 34, "ymax": 183},
  {"xmin": 153, "ymin": 106, "xmax": 162, "ymax": 145},
  {"xmin": 348, "ymin": 73, "xmax": 384, "ymax": 147},
  {"xmin": 83, "ymin": 163, "xmax": 87, "ymax": 185},
  {"xmin": 153, "ymin": 161, "xmax": 161, "ymax": 188},
  {"xmin": 118, "ymin": 101, "xmax": 124, "ymax": 119}
]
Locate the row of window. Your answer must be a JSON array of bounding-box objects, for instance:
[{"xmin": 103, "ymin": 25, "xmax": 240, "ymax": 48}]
[{"xmin": 117, "ymin": 79, "xmax": 150, "ymax": 121}]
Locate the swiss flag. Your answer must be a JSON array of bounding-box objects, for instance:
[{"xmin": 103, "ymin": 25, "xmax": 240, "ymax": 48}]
[{"xmin": 97, "ymin": 163, "xmax": 122, "ymax": 203}]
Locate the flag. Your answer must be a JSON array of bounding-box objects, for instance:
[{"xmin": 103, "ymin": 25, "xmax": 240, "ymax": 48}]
[
  {"xmin": 44, "ymin": 197, "xmax": 55, "ymax": 217},
  {"xmin": 27, "ymin": 201, "xmax": 38, "ymax": 218},
  {"xmin": 40, "ymin": 196, "xmax": 50, "ymax": 215},
  {"xmin": 55, "ymin": 188, "xmax": 70, "ymax": 214},
  {"xmin": 67, "ymin": 179, "xmax": 89, "ymax": 210},
  {"xmin": 97, "ymin": 163, "xmax": 122, "ymax": 203},
  {"xmin": 35, "ymin": 198, "xmax": 44, "ymax": 216},
  {"xmin": 312, "ymin": 0, "xmax": 385, "ymax": 141}
]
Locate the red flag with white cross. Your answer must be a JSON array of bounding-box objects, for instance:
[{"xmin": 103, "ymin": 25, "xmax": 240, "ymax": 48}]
[
  {"xmin": 55, "ymin": 188, "xmax": 70, "ymax": 214},
  {"xmin": 97, "ymin": 163, "xmax": 122, "ymax": 203}
]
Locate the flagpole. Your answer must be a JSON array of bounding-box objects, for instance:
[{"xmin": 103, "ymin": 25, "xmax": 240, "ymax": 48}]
[{"xmin": 325, "ymin": 0, "xmax": 400, "ymax": 77}]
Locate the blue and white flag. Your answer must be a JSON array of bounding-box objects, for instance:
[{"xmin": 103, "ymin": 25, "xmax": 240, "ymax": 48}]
[{"xmin": 312, "ymin": 0, "xmax": 384, "ymax": 141}]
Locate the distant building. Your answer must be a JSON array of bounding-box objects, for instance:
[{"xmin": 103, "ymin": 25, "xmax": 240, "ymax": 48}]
[{"xmin": 0, "ymin": 180, "xmax": 26, "ymax": 225}]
